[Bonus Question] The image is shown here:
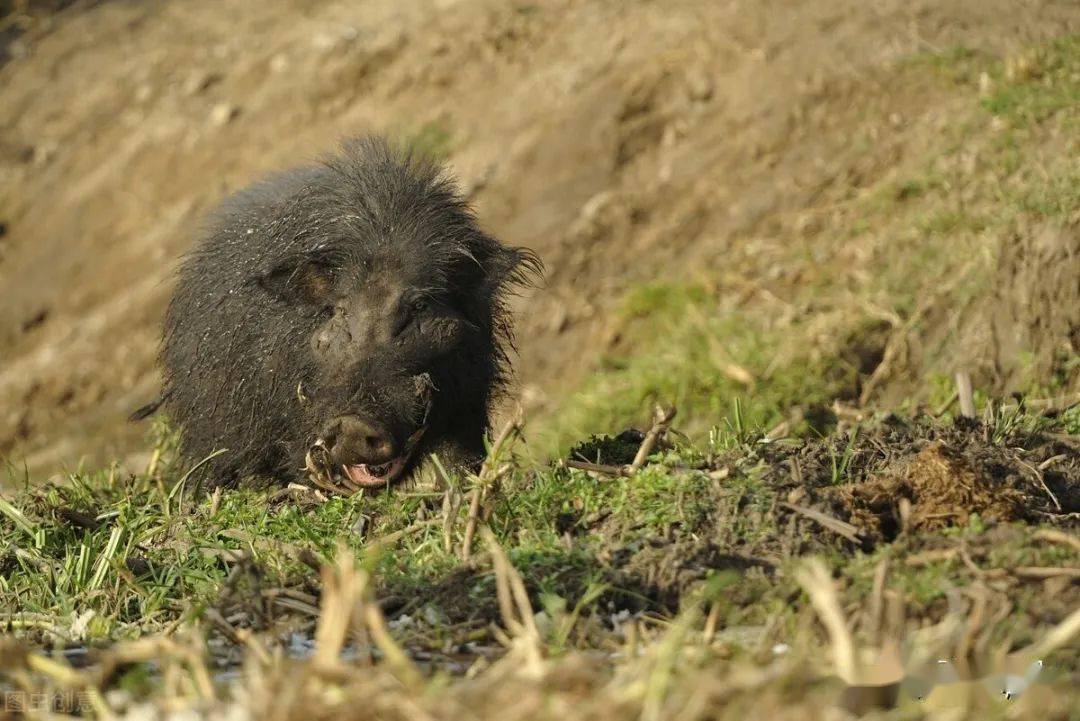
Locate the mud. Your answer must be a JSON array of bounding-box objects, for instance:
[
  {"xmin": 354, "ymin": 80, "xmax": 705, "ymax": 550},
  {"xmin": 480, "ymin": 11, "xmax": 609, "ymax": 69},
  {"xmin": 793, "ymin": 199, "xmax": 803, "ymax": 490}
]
[{"xmin": 772, "ymin": 416, "xmax": 1080, "ymax": 543}]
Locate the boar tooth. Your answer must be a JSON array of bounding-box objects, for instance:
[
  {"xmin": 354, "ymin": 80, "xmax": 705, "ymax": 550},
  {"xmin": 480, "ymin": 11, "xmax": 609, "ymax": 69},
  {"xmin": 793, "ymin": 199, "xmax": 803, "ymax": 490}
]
[{"xmin": 406, "ymin": 424, "xmax": 428, "ymax": 450}]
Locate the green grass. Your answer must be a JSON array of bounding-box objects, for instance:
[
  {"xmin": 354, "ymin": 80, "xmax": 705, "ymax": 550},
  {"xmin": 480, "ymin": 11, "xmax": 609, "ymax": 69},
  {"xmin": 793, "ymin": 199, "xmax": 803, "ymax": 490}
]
[
  {"xmin": 0, "ymin": 421, "xmax": 733, "ymax": 641},
  {"xmin": 2, "ymin": 379, "xmax": 1078, "ymax": 721},
  {"xmin": 532, "ymin": 282, "xmax": 850, "ymax": 454},
  {"xmin": 4, "ymin": 403, "xmax": 1075, "ymax": 651},
  {"xmin": 980, "ymin": 35, "xmax": 1080, "ymax": 125},
  {"xmin": 0, "ymin": 473, "xmax": 349, "ymax": 640},
  {"xmin": 900, "ymin": 44, "xmax": 981, "ymax": 85}
]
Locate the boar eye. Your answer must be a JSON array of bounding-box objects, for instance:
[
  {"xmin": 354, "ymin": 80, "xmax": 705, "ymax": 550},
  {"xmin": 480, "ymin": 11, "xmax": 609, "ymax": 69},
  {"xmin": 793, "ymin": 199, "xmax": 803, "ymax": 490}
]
[
  {"xmin": 392, "ymin": 298, "xmax": 430, "ymax": 338},
  {"xmin": 299, "ymin": 264, "xmax": 336, "ymax": 303},
  {"xmin": 257, "ymin": 259, "xmax": 336, "ymax": 307}
]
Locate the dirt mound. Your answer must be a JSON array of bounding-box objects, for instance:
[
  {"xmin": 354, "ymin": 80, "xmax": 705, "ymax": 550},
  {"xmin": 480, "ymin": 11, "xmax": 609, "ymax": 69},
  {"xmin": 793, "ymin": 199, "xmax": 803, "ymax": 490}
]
[
  {"xmin": 835, "ymin": 443, "xmax": 1028, "ymax": 539},
  {"xmin": 567, "ymin": 430, "xmax": 648, "ymax": 466},
  {"xmin": 769, "ymin": 416, "xmax": 1080, "ymax": 544}
]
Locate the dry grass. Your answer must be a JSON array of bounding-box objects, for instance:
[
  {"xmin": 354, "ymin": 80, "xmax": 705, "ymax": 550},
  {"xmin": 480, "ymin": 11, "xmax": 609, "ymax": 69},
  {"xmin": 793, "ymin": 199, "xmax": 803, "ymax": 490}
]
[{"xmin": 3, "ymin": 536, "xmax": 1078, "ymax": 720}]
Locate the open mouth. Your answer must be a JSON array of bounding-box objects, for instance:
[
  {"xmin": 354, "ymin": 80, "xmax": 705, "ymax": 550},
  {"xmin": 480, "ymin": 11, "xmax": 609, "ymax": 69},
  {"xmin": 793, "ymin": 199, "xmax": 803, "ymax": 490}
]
[
  {"xmin": 305, "ymin": 379, "xmax": 434, "ymax": 494},
  {"xmin": 341, "ymin": 456, "xmax": 409, "ymax": 488},
  {"xmin": 304, "ymin": 421, "xmax": 428, "ymax": 494}
]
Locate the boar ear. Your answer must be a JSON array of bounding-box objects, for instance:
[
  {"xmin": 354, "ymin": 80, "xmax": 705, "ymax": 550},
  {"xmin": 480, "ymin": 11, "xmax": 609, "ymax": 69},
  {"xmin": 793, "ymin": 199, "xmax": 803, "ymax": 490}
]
[
  {"xmin": 457, "ymin": 235, "xmax": 541, "ymax": 350},
  {"xmin": 474, "ymin": 237, "xmax": 542, "ymax": 297},
  {"xmin": 255, "ymin": 258, "xmax": 336, "ymax": 306}
]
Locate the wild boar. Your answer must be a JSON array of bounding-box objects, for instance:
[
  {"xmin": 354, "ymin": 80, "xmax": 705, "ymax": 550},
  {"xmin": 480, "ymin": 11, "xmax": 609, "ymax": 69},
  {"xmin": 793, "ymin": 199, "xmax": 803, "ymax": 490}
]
[{"xmin": 144, "ymin": 136, "xmax": 539, "ymax": 490}]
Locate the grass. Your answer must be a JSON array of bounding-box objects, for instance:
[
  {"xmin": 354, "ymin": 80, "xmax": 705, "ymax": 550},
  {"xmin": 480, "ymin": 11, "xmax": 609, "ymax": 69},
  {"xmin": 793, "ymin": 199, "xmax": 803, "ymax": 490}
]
[
  {"xmin": 828, "ymin": 423, "xmax": 860, "ymax": 485},
  {"xmin": 901, "ymin": 44, "xmax": 981, "ymax": 85},
  {"xmin": 1, "ymin": 404, "xmax": 1078, "ymax": 719},
  {"xmin": 532, "ymin": 282, "xmax": 851, "ymax": 454},
  {"xmin": 400, "ymin": 119, "xmax": 456, "ymax": 161},
  {"xmin": 980, "ymin": 35, "xmax": 1080, "ymax": 125}
]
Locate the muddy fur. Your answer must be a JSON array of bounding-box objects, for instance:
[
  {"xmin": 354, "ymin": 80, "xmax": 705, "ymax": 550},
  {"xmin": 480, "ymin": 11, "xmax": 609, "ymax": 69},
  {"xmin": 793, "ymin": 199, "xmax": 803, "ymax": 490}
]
[{"xmin": 157, "ymin": 137, "xmax": 540, "ymax": 487}]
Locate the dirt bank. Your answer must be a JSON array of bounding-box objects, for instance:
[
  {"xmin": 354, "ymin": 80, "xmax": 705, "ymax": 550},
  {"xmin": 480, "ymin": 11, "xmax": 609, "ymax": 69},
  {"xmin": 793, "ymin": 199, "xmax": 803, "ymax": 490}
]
[{"xmin": 1, "ymin": 0, "xmax": 1077, "ymax": 479}]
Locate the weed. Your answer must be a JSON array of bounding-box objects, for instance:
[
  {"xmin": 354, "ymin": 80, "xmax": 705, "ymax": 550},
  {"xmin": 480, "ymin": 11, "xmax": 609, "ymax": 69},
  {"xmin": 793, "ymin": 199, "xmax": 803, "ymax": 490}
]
[{"xmin": 828, "ymin": 423, "xmax": 860, "ymax": 485}]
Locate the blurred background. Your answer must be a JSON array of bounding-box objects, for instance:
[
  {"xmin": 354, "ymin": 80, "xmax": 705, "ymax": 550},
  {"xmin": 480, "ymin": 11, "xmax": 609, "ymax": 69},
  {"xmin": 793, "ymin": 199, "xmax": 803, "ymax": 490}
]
[{"xmin": 1, "ymin": 0, "xmax": 1077, "ymax": 482}]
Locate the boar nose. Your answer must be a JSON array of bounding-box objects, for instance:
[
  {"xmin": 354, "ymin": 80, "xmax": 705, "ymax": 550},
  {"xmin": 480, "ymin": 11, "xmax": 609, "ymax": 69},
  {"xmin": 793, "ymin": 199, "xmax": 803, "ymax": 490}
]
[{"xmin": 322, "ymin": 415, "xmax": 399, "ymax": 466}]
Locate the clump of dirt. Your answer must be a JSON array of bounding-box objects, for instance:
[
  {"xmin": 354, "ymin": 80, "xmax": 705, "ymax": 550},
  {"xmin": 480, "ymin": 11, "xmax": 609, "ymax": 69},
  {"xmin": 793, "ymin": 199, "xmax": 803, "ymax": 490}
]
[
  {"xmin": 567, "ymin": 429, "xmax": 647, "ymax": 466},
  {"xmin": 833, "ymin": 442, "xmax": 1028, "ymax": 540},
  {"xmin": 760, "ymin": 415, "xmax": 1080, "ymax": 545}
]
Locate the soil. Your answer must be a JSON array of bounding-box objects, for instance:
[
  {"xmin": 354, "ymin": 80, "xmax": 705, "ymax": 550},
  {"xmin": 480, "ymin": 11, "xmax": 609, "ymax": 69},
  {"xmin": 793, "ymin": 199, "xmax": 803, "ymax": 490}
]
[
  {"xmin": 380, "ymin": 415, "xmax": 1080, "ymax": 629},
  {"xmin": 1, "ymin": 0, "xmax": 1078, "ymax": 480},
  {"xmin": 770, "ymin": 417, "xmax": 1080, "ymax": 539}
]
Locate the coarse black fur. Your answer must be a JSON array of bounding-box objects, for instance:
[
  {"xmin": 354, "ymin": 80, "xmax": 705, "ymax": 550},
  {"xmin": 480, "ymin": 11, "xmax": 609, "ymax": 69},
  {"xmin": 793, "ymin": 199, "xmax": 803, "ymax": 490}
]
[{"xmin": 158, "ymin": 136, "xmax": 540, "ymax": 487}]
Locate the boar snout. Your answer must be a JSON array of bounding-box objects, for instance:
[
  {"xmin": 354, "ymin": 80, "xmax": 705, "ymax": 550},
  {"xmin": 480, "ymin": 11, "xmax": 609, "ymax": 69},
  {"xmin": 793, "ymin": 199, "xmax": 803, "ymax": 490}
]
[{"xmin": 321, "ymin": 415, "xmax": 398, "ymax": 467}]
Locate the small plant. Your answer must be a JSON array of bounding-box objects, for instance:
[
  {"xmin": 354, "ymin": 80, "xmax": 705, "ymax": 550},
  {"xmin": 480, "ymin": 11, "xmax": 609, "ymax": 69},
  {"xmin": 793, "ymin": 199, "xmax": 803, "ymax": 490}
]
[{"xmin": 829, "ymin": 423, "xmax": 860, "ymax": 485}]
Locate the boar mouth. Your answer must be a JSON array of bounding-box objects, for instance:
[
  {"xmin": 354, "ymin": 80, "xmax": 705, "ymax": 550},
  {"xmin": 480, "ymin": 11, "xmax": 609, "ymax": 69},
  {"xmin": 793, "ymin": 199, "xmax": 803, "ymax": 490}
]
[
  {"xmin": 305, "ymin": 381, "xmax": 433, "ymax": 494},
  {"xmin": 340, "ymin": 423, "xmax": 427, "ymax": 488},
  {"xmin": 305, "ymin": 423, "xmax": 427, "ymax": 493},
  {"xmin": 342, "ymin": 459, "xmax": 406, "ymax": 487}
]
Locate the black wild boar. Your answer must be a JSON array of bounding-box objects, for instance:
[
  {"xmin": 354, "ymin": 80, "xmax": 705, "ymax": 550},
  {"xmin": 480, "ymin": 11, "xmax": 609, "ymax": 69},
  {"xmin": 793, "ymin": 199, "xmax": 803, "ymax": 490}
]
[{"xmin": 149, "ymin": 137, "xmax": 539, "ymax": 490}]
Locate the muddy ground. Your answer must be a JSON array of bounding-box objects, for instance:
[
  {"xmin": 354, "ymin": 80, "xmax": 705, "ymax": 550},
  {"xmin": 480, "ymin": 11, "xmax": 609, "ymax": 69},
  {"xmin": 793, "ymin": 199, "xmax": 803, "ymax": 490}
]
[
  {"xmin": 2, "ymin": 0, "xmax": 1078, "ymax": 480},
  {"xmin": 380, "ymin": 414, "xmax": 1080, "ymax": 624},
  {"xmin": 3, "ymin": 407, "xmax": 1077, "ymax": 719}
]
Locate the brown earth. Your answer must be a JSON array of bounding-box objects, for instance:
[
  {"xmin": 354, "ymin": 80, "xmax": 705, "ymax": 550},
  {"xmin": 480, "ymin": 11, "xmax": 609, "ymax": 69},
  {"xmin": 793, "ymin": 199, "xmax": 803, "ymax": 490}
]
[{"xmin": 1, "ymin": 0, "xmax": 1077, "ymax": 480}]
